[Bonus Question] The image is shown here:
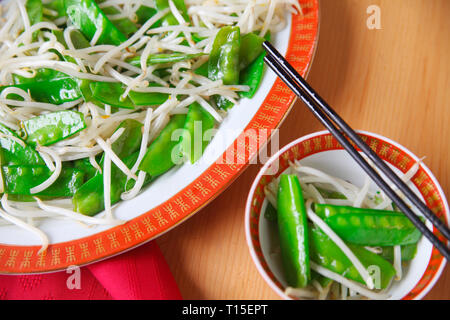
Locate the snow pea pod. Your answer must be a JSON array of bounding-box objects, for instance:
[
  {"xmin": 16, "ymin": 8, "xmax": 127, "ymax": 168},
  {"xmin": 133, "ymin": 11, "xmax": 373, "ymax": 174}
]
[
  {"xmin": 314, "ymin": 204, "xmax": 422, "ymax": 246},
  {"xmin": 208, "ymin": 26, "xmax": 241, "ymax": 109},
  {"xmin": 2, "ymin": 165, "xmax": 84, "ymax": 197},
  {"xmin": 98, "ymin": 119, "xmax": 144, "ymax": 169},
  {"xmin": 194, "ymin": 61, "xmax": 209, "ymax": 77},
  {"xmin": 208, "ymin": 26, "xmax": 241, "ymax": 85},
  {"xmin": 74, "ymin": 79, "xmax": 104, "ymax": 108},
  {"xmin": 264, "ymin": 202, "xmax": 278, "ymax": 222},
  {"xmin": 155, "ymin": 0, "xmax": 189, "ymax": 26},
  {"xmin": 180, "ymin": 102, "xmax": 215, "ymax": 164},
  {"xmin": 74, "ymin": 158, "xmax": 98, "ymax": 182},
  {"xmin": 91, "ymin": 82, "xmax": 170, "ymax": 108},
  {"xmin": 0, "ymin": 78, "xmax": 82, "ymax": 105},
  {"xmin": 44, "ymin": 0, "xmax": 66, "ymax": 18},
  {"xmin": 136, "ymin": 6, "xmax": 161, "ymax": 26},
  {"xmin": 316, "ymin": 187, "xmax": 346, "ymax": 200},
  {"xmin": 126, "ymin": 53, "xmax": 204, "ymax": 67},
  {"xmin": 73, "ymin": 151, "xmax": 152, "ymax": 216},
  {"xmin": 239, "ymin": 32, "xmax": 270, "ymax": 99},
  {"xmin": 128, "ymin": 90, "xmax": 169, "ymax": 107},
  {"xmin": 73, "ymin": 120, "xmax": 145, "ymax": 216},
  {"xmin": 239, "ymin": 33, "xmax": 265, "ymax": 71},
  {"xmin": 21, "ymin": 110, "xmax": 86, "ymax": 146},
  {"xmin": 0, "ymin": 124, "xmax": 44, "ymax": 166},
  {"xmin": 139, "ymin": 114, "xmax": 186, "ymax": 177},
  {"xmin": 26, "ymin": 0, "xmax": 43, "ymax": 41},
  {"xmin": 90, "ymin": 82, "xmax": 135, "ymax": 109},
  {"xmin": 379, "ymin": 244, "xmax": 418, "ymax": 262},
  {"xmin": 64, "ymin": 0, "xmax": 127, "ymax": 46},
  {"xmin": 111, "ymin": 119, "xmax": 143, "ymax": 158},
  {"xmin": 100, "ymin": 3, "xmax": 138, "ymax": 37},
  {"xmin": 309, "ymin": 225, "xmax": 396, "ymax": 289},
  {"xmin": 12, "ymin": 68, "xmax": 70, "ymax": 85},
  {"xmin": 277, "ymin": 174, "xmax": 311, "ymax": 288},
  {"xmin": 238, "ymin": 53, "xmax": 264, "ymax": 99},
  {"xmin": 53, "ymin": 29, "xmax": 91, "ymax": 49}
]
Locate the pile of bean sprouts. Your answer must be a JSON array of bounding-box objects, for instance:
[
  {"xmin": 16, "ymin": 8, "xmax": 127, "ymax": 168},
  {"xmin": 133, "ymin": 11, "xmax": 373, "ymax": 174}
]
[{"xmin": 0, "ymin": 0, "xmax": 302, "ymax": 253}]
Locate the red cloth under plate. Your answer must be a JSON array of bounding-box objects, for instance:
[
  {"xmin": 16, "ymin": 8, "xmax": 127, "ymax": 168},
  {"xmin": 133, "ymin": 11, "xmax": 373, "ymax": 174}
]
[{"xmin": 0, "ymin": 241, "xmax": 182, "ymax": 300}]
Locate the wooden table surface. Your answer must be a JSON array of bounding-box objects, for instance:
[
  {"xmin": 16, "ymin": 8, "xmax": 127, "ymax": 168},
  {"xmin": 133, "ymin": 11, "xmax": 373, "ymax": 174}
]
[{"xmin": 158, "ymin": 0, "xmax": 450, "ymax": 300}]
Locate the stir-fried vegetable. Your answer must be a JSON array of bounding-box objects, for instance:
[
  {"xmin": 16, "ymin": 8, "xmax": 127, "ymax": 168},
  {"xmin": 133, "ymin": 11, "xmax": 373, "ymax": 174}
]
[
  {"xmin": 21, "ymin": 110, "xmax": 86, "ymax": 146},
  {"xmin": 264, "ymin": 161, "xmax": 423, "ymax": 300},
  {"xmin": 139, "ymin": 114, "xmax": 186, "ymax": 177},
  {"xmin": 3, "ymin": 165, "xmax": 84, "ymax": 197},
  {"xmin": 315, "ymin": 204, "xmax": 422, "ymax": 246},
  {"xmin": 180, "ymin": 102, "xmax": 216, "ymax": 164},
  {"xmin": 277, "ymin": 175, "xmax": 311, "ymax": 288},
  {"xmin": 0, "ymin": 0, "xmax": 300, "ymax": 253},
  {"xmin": 64, "ymin": 0, "xmax": 127, "ymax": 45}
]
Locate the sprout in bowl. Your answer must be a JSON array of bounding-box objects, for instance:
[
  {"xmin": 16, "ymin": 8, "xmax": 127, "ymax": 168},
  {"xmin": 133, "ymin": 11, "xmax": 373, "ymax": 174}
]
[{"xmin": 245, "ymin": 131, "xmax": 448, "ymax": 300}]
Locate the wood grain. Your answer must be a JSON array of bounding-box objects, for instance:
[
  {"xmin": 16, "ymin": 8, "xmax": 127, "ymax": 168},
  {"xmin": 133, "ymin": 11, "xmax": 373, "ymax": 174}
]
[{"xmin": 158, "ymin": 0, "xmax": 450, "ymax": 300}]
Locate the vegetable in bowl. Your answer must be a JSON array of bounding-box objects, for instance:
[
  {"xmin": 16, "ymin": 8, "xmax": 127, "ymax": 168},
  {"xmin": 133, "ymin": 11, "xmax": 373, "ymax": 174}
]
[
  {"xmin": 0, "ymin": 0, "xmax": 303, "ymax": 252},
  {"xmin": 263, "ymin": 160, "xmax": 423, "ymax": 300}
]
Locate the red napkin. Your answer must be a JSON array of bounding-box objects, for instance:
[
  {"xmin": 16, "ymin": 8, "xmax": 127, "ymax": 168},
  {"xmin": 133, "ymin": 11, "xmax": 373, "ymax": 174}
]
[{"xmin": 0, "ymin": 241, "xmax": 182, "ymax": 300}]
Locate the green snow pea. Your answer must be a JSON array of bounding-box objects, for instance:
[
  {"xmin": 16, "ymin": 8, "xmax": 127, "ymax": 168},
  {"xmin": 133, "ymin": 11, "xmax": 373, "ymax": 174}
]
[
  {"xmin": 180, "ymin": 102, "xmax": 215, "ymax": 164},
  {"xmin": 208, "ymin": 26, "xmax": 241, "ymax": 109},
  {"xmin": 128, "ymin": 90, "xmax": 169, "ymax": 107},
  {"xmin": 73, "ymin": 119, "xmax": 146, "ymax": 216},
  {"xmin": 90, "ymin": 82, "xmax": 135, "ymax": 109},
  {"xmin": 64, "ymin": 0, "xmax": 127, "ymax": 46},
  {"xmin": 264, "ymin": 201, "xmax": 278, "ymax": 223},
  {"xmin": 74, "ymin": 158, "xmax": 98, "ymax": 182},
  {"xmin": 277, "ymin": 174, "xmax": 311, "ymax": 288},
  {"xmin": 94, "ymin": 119, "xmax": 143, "ymax": 174},
  {"xmin": 316, "ymin": 187, "xmax": 347, "ymax": 200},
  {"xmin": 99, "ymin": 3, "xmax": 138, "ymax": 37},
  {"xmin": 2, "ymin": 165, "xmax": 84, "ymax": 197},
  {"xmin": 12, "ymin": 68, "xmax": 70, "ymax": 85},
  {"xmin": 77, "ymin": 79, "xmax": 99, "ymax": 103},
  {"xmin": 21, "ymin": 110, "xmax": 86, "ymax": 146},
  {"xmin": 73, "ymin": 151, "xmax": 152, "ymax": 216},
  {"xmin": 309, "ymin": 225, "xmax": 396, "ymax": 289},
  {"xmin": 155, "ymin": 0, "xmax": 189, "ymax": 26},
  {"xmin": 314, "ymin": 204, "xmax": 422, "ymax": 246},
  {"xmin": 126, "ymin": 53, "xmax": 205, "ymax": 67},
  {"xmin": 44, "ymin": 0, "xmax": 66, "ymax": 18},
  {"xmin": 0, "ymin": 124, "xmax": 44, "ymax": 166},
  {"xmin": 111, "ymin": 17, "xmax": 138, "ymax": 37},
  {"xmin": 53, "ymin": 29, "xmax": 91, "ymax": 49},
  {"xmin": 194, "ymin": 61, "xmax": 209, "ymax": 78},
  {"xmin": 238, "ymin": 53, "xmax": 264, "ymax": 99},
  {"xmin": 208, "ymin": 26, "xmax": 241, "ymax": 85},
  {"xmin": 380, "ymin": 244, "xmax": 418, "ymax": 262},
  {"xmin": 26, "ymin": 0, "xmax": 43, "ymax": 41},
  {"xmin": 138, "ymin": 114, "xmax": 186, "ymax": 177},
  {"xmin": 91, "ymin": 82, "xmax": 169, "ymax": 109},
  {"xmin": 135, "ymin": 6, "xmax": 160, "ymax": 26},
  {"xmin": 0, "ymin": 78, "xmax": 81, "ymax": 105},
  {"xmin": 239, "ymin": 33, "xmax": 265, "ymax": 71},
  {"xmin": 239, "ymin": 32, "xmax": 270, "ymax": 99},
  {"xmin": 108, "ymin": 119, "xmax": 143, "ymax": 159}
]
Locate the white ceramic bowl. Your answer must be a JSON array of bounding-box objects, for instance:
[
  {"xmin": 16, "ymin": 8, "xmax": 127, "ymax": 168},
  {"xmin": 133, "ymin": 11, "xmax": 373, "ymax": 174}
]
[{"xmin": 245, "ymin": 130, "xmax": 449, "ymax": 300}]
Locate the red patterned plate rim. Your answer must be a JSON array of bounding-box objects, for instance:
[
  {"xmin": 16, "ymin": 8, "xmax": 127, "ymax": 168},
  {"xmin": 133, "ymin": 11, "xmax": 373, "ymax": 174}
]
[
  {"xmin": 245, "ymin": 130, "xmax": 449, "ymax": 300},
  {"xmin": 0, "ymin": 0, "xmax": 321, "ymax": 274}
]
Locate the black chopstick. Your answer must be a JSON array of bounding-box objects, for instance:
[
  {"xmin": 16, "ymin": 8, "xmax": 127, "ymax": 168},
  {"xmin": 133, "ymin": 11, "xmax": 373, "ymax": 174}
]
[{"xmin": 262, "ymin": 41, "xmax": 450, "ymax": 261}]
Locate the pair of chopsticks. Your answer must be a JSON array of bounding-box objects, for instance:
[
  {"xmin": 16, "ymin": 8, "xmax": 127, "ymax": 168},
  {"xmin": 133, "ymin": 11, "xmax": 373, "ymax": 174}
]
[{"xmin": 262, "ymin": 41, "xmax": 450, "ymax": 261}]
